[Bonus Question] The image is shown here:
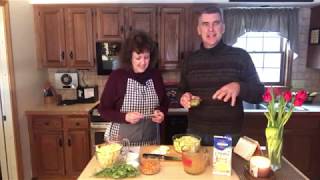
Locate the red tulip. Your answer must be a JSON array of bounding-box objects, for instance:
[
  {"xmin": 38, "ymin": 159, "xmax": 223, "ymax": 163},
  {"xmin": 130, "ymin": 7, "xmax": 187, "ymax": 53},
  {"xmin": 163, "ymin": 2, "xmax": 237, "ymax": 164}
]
[
  {"xmin": 263, "ymin": 88, "xmax": 272, "ymax": 103},
  {"xmin": 273, "ymin": 87, "xmax": 281, "ymax": 97},
  {"xmin": 283, "ymin": 91, "xmax": 292, "ymax": 102},
  {"xmin": 293, "ymin": 90, "xmax": 308, "ymax": 106}
]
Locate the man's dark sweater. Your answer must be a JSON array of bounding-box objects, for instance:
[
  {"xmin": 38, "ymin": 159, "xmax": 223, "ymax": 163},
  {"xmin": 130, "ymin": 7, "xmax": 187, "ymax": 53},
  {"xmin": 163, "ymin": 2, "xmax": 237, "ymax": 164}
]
[{"xmin": 179, "ymin": 41, "xmax": 264, "ymax": 136}]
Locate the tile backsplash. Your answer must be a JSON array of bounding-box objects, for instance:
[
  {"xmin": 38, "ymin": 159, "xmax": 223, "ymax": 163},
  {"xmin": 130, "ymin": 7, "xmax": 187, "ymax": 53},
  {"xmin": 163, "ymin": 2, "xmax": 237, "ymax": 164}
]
[{"xmin": 48, "ymin": 68, "xmax": 179, "ymax": 100}]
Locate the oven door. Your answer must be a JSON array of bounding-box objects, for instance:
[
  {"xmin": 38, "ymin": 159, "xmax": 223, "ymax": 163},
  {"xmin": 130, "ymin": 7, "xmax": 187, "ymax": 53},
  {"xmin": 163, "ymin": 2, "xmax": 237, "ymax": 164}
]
[{"xmin": 90, "ymin": 123, "xmax": 107, "ymax": 155}]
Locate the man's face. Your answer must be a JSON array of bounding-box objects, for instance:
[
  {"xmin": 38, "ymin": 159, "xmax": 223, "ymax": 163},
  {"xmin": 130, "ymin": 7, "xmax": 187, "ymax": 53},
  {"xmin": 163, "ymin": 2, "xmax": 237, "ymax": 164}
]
[{"xmin": 197, "ymin": 13, "xmax": 225, "ymax": 49}]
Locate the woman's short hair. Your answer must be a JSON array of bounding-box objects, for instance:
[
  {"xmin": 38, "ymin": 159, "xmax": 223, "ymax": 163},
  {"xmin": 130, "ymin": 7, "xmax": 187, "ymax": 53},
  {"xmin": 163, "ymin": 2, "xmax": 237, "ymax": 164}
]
[{"xmin": 120, "ymin": 30, "xmax": 158, "ymax": 69}]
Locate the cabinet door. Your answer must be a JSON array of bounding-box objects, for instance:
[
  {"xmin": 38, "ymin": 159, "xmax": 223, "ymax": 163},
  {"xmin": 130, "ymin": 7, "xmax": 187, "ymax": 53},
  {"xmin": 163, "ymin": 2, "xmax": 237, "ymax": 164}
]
[
  {"xmin": 159, "ymin": 7, "xmax": 186, "ymax": 70},
  {"xmin": 65, "ymin": 8, "xmax": 94, "ymax": 68},
  {"xmin": 96, "ymin": 7, "xmax": 125, "ymax": 41},
  {"xmin": 33, "ymin": 131, "xmax": 65, "ymax": 176},
  {"xmin": 35, "ymin": 7, "xmax": 66, "ymax": 67},
  {"xmin": 65, "ymin": 130, "xmax": 90, "ymax": 176},
  {"xmin": 127, "ymin": 7, "xmax": 157, "ymax": 40},
  {"xmin": 188, "ymin": 6, "xmax": 203, "ymax": 52}
]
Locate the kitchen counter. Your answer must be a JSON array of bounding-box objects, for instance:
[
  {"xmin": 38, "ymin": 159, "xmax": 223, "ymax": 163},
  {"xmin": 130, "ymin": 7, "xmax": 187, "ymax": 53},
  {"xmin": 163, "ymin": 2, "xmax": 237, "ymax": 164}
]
[
  {"xmin": 25, "ymin": 101, "xmax": 99, "ymax": 115},
  {"xmin": 78, "ymin": 146, "xmax": 309, "ymax": 180}
]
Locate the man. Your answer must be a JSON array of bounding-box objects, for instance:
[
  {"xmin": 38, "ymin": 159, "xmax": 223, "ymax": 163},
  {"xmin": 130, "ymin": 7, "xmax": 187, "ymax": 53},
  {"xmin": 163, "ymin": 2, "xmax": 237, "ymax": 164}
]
[{"xmin": 179, "ymin": 6, "xmax": 264, "ymax": 145}]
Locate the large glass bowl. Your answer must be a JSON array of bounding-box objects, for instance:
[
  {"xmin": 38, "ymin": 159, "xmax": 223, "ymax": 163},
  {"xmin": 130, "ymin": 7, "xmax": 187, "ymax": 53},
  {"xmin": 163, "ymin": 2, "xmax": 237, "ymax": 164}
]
[
  {"xmin": 172, "ymin": 134, "xmax": 201, "ymax": 153},
  {"xmin": 95, "ymin": 142, "xmax": 123, "ymax": 168}
]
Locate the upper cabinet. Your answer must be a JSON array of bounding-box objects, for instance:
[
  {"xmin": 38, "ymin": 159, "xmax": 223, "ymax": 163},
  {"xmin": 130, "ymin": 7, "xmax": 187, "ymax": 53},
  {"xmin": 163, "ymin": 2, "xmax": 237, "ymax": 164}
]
[
  {"xmin": 126, "ymin": 7, "xmax": 157, "ymax": 40},
  {"xmin": 159, "ymin": 7, "xmax": 187, "ymax": 70},
  {"xmin": 95, "ymin": 6, "xmax": 157, "ymax": 41},
  {"xmin": 34, "ymin": 4, "xmax": 206, "ymax": 70},
  {"xmin": 34, "ymin": 6, "xmax": 94, "ymax": 68},
  {"xmin": 188, "ymin": 6, "xmax": 203, "ymax": 53},
  {"xmin": 95, "ymin": 7, "xmax": 125, "ymax": 41},
  {"xmin": 307, "ymin": 5, "xmax": 320, "ymax": 69}
]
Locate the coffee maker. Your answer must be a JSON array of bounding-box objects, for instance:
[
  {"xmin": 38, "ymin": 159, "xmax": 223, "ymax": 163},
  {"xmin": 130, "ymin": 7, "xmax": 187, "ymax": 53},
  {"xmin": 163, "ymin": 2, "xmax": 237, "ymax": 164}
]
[{"xmin": 77, "ymin": 85, "xmax": 98, "ymax": 103}]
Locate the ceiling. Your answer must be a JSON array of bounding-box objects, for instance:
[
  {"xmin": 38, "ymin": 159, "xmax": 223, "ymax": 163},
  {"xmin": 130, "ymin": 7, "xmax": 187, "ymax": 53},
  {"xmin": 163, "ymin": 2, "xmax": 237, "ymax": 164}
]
[{"xmin": 30, "ymin": 0, "xmax": 320, "ymax": 7}]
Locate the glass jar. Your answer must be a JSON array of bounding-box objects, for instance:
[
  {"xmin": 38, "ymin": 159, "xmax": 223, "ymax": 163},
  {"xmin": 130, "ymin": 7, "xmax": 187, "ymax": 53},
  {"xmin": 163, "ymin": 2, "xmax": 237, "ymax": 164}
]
[
  {"xmin": 181, "ymin": 147, "xmax": 208, "ymax": 175},
  {"xmin": 139, "ymin": 157, "xmax": 160, "ymax": 175}
]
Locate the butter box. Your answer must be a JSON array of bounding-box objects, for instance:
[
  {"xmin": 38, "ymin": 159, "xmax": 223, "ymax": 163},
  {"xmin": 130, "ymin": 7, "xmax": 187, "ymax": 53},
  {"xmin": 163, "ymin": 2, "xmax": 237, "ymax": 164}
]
[{"xmin": 212, "ymin": 136, "xmax": 232, "ymax": 176}]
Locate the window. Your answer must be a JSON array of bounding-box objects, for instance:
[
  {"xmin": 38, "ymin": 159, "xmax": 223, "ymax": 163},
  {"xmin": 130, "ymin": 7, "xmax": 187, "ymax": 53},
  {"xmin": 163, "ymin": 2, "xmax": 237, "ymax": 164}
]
[{"xmin": 233, "ymin": 32, "xmax": 289, "ymax": 85}]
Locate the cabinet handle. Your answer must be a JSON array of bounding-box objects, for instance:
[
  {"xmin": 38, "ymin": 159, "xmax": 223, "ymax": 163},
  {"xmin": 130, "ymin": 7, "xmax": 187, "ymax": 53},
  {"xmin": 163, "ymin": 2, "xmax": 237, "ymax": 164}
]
[
  {"xmin": 129, "ymin": 26, "xmax": 132, "ymax": 31},
  {"xmin": 58, "ymin": 138, "xmax": 63, "ymax": 147},
  {"xmin": 76, "ymin": 122, "xmax": 80, "ymax": 126},
  {"xmin": 69, "ymin": 51, "xmax": 73, "ymax": 59},
  {"xmin": 61, "ymin": 51, "xmax": 65, "ymax": 60},
  {"xmin": 45, "ymin": 122, "xmax": 49, "ymax": 126},
  {"xmin": 68, "ymin": 138, "xmax": 71, "ymax": 146},
  {"xmin": 180, "ymin": 52, "xmax": 184, "ymax": 60},
  {"xmin": 120, "ymin": 26, "xmax": 124, "ymax": 33}
]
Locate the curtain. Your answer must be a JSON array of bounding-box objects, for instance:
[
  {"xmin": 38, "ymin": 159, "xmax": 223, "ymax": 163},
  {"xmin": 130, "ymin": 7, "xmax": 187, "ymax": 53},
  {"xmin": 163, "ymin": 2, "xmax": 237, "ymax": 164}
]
[{"xmin": 223, "ymin": 8, "xmax": 299, "ymax": 55}]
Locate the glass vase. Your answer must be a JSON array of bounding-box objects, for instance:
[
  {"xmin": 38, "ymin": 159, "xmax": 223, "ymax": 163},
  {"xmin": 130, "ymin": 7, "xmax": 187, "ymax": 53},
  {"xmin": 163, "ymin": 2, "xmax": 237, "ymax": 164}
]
[{"xmin": 265, "ymin": 127, "xmax": 283, "ymax": 171}]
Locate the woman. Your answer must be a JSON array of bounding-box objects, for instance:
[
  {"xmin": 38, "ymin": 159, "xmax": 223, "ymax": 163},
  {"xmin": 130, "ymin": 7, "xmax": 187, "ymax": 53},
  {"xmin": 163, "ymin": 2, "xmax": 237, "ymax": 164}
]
[{"xmin": 98, "ymin": 31, "xmax": 168, "ymax": 146}]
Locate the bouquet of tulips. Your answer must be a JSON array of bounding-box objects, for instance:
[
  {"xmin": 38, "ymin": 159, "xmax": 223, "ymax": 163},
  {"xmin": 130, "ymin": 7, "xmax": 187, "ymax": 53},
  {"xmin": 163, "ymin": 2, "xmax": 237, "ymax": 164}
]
[
  {"xmin": 262, "ymin": 87, "xmax": 307, "ymax": 171},
  {"xmin": 262, "ymin": 87, "xmax": 308, "ymax": 128}
]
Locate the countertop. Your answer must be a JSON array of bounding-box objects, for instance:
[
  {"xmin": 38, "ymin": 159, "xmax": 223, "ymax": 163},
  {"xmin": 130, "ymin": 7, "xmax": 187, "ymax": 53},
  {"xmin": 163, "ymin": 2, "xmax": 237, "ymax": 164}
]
[
  {"xmin": 78, "ymin": 146, "xmax": 309, "ymax": 180},
  {"xmin": 168, "ymin": 103, "xmax": 320, "ymax": 114},
  {"xmin": 25, "ymin": 101, "xmax": 99, "ymax": 115}
]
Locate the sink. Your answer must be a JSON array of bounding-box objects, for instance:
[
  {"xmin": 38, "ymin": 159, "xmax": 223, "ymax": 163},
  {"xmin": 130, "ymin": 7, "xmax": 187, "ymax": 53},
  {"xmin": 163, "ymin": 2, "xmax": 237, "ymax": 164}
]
[{"xmin": 243, "ymin": 102, "xmax": 267, "ymax": 110}]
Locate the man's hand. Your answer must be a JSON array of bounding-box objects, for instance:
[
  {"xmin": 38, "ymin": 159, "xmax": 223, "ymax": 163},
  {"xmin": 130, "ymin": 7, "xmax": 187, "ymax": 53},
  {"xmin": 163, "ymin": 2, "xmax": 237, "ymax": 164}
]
[
  {"xmin": 180, "ymin": 92, "xmax": 201, "ymax": 109},
  {"xmin": 125, "ymin": 112, "xmax": 143, "ymax": 124},
  {"xmin": 212, "ymin": 82, "xmax": 240, "ymax": 106},
  {"xmin": 151, "ymin": 110, "xmax": 164, "ymax": 124}
]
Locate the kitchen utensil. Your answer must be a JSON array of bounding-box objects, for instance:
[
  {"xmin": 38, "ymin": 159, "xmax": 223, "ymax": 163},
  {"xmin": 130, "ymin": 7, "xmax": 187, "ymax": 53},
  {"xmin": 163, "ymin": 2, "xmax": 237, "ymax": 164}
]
[{"xmin": 142, "ymin": 153, "xmax": 181, "ymax": 161}]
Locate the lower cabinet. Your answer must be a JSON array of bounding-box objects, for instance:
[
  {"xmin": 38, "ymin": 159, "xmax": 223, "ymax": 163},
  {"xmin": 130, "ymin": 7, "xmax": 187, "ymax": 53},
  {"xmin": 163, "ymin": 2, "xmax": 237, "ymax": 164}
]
[
  {"xmin": 241, "ymin": 112, "xmax": 320, "ymax": 180},
  {"xmin": 28, "ymin": 114, "xmax": 90, "ymax": 179}
]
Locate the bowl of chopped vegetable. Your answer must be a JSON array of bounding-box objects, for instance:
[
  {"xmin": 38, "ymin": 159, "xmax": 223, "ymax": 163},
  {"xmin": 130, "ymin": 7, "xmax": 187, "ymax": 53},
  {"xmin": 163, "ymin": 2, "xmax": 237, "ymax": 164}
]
[
  {"xmin": 172, "ymin": 134, "xmax": 201, "ymax": 153},
  {"xmin": 95, "ymin": 142, "xmax": 123, "ymax": 168}
]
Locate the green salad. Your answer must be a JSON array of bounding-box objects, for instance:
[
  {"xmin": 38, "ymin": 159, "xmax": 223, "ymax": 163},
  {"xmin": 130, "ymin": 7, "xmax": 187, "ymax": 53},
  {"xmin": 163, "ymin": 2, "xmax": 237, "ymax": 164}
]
[{"xmin": 94, "ymin": 163, "xmax": 139, "ymax": 179}]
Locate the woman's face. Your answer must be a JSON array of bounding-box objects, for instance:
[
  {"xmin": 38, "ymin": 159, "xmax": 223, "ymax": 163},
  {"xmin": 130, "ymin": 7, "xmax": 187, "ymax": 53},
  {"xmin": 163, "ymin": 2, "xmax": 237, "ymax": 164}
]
[{"xmin": 131, "ymin": 51, "xmax": 150, "ymax": 73}]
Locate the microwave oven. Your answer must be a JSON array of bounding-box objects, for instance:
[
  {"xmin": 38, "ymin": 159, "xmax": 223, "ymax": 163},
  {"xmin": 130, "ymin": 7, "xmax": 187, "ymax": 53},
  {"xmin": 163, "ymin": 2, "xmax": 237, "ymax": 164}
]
[{"xmin": 96, "ymin": 42, "xmax": 121, "ymax": 75}]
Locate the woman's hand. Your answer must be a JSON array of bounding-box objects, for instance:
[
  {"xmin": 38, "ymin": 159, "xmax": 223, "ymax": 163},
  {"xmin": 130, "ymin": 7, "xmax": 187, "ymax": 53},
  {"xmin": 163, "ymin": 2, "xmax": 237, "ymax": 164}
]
[
  {"xmin": 151, "ymin": 110, "xmax": 164, "ymax": 124},
  {"xmin": 125, "ymin": 112, "xmax": 143, "ymax": 124}
]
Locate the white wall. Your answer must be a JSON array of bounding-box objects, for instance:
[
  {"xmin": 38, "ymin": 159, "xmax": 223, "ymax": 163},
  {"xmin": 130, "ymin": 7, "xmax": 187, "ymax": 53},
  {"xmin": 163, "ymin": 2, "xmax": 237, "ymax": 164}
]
[{"xmin": 8, "ymin": 0, "xmax": 47, "ymax": 179}]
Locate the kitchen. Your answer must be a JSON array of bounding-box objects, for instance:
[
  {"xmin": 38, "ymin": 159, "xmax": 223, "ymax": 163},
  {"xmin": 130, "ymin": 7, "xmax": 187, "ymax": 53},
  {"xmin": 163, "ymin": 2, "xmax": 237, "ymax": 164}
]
[{"xmin": 1, "ymin": 0, "xmax": 320, "ymax": 180}]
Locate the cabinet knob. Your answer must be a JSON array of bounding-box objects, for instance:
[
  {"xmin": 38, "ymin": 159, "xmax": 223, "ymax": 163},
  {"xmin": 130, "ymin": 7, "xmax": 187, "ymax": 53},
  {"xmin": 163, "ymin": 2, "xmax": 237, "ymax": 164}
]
[
  {"xmin": 68, "ymin": 138, "xmax": 71, "ymax": 146},
  {"xmin": 61, "ymin": 51, "xmax": 65, "ymax": 60},
  {"xmin": 69, "ymin": 51, "xmax": 73, "ymax": 59},
  {"xmin": 120, "ymin": 26, "xmax": 124, "ymax": 33},
  {"xmin": 58, "ymin": 138, "xmax": 63, "ymax": 147}
]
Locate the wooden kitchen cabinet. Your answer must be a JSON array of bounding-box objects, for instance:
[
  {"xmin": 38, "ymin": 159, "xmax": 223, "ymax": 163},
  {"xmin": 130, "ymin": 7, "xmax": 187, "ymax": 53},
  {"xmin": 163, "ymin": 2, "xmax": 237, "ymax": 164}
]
[
  {"xmin": 159, "ymin": 7, "xmax": 187, "ymax": 70},
  {"xmin": 307, "ymin": 5, "xmax": 320, "ymax": 69},
  {"xmin": 95, "ymin": 6, "xmax": 157, "ymax": 41},
  {"xmin": 95, "ymin": 7, "xmax": 125, "ymax": 41},
  {"xmin": 241, "ymin": 112, "xmax": 320, "ymax": 180},
  {"xmin": 34, "ymin": 6, "xmax": 94, "ymax": 68},
  {"xmin": 28, "ymin": 114, "xmax": 90, "ymax": 179}
]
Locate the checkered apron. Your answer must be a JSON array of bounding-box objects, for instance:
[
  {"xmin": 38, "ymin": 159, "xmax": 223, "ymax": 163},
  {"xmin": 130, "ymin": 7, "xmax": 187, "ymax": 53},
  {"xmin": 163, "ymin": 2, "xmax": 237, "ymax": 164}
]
[{"xmin": 104, "ymin": 78, "xmax": 160, "ymax": 146}]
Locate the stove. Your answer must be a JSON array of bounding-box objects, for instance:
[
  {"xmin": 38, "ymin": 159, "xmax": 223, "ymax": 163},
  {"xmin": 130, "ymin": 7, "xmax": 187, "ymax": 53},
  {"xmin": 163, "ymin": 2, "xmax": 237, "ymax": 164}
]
[{"xmin": 89, "ymin": 105, "xmax": 110, "ymax": 155}]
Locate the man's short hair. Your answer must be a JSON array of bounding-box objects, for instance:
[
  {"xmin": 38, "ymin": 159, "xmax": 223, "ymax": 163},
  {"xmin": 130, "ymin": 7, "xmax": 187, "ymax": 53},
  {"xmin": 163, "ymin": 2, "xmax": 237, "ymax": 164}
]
[{"xmin": 198, "ymin": 6, "xmax": 224, "ymax": 23}]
